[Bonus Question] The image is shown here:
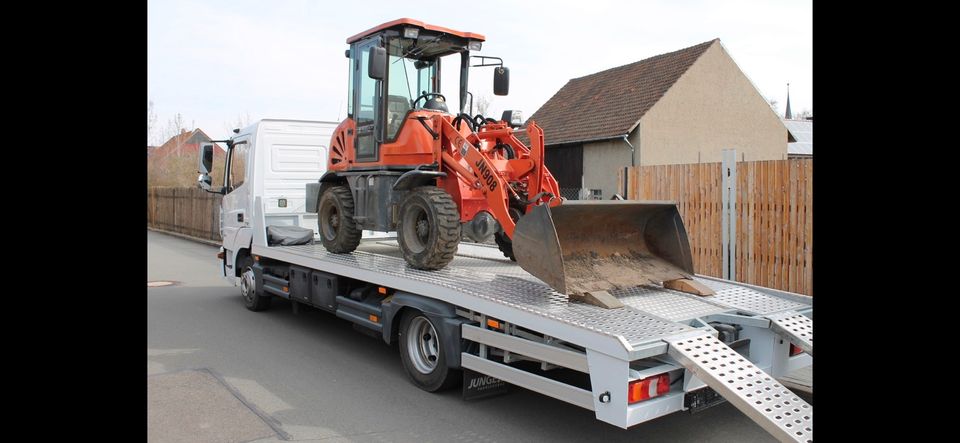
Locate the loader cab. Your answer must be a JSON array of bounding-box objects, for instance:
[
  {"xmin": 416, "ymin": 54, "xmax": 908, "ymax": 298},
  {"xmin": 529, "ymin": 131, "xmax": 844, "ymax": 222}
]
[{"xmin": 345, "ymin": 19, "xmax": 494, "ymax": 163}]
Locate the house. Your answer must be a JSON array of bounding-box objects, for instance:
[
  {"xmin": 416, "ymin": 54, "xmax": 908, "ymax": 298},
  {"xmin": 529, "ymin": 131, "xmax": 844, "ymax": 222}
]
[
  {"xmin": 784, "ymin": 118, "xmax": 812, "ymax": 158},
  {"xmin": 147, "ymin": 128, "xmax": 225, "ymax": 187},
  {"xmin": 150, "ymin": 128, "xmax": 214, "ymax": 161},
  {"xmin": 525, "ymin": 39, "xmax": 794, "ymax": 199}
]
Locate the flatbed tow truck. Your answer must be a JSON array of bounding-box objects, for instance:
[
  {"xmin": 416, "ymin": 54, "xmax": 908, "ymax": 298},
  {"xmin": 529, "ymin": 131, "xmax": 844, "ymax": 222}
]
[{"xmin": 201, "ymin": 119, "xmax": 812, "ymax": 442}]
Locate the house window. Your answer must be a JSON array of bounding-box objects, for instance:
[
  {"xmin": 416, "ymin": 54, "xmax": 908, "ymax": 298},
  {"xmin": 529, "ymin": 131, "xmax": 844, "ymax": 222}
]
[{"xmin": 590, "ymin": 189, "xmax": 603, "ymax": 200}]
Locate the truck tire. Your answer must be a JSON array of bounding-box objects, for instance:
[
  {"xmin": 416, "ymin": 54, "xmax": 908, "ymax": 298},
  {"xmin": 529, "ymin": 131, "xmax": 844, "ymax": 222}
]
[
  {"xmin": 398, "ymin": 311, "xmax": 459, "ymax": 392},
  {"xmin": 397, "ymin": 187, "xmax": 460, "ymax": 269},
  {"xmin": 239, "ymin": 256, "xmax": 271, "ymax": 311},
  {"xmin": 318, "ymin": 185, "xmax": 362, "ymax": 253}
]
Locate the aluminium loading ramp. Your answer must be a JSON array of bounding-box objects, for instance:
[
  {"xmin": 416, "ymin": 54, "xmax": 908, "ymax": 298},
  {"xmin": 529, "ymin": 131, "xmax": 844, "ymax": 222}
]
[
  {"xmin": 666, "ymin": 333, "xmax": 813, "ymax": 442},
  {"xmin": 766, "ymin": 311, "xmax": 813, "ymax": 355}
]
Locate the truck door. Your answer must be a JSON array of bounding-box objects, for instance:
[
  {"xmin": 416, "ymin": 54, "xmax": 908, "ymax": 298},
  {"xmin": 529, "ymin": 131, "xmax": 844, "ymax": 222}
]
[
  {"xmin": 353, "ymin": 38, "xmax": 381, "ymax": 163},
  {"xmin": 221, "ymin": 136, "xmax": 251, "ymax": 270}
]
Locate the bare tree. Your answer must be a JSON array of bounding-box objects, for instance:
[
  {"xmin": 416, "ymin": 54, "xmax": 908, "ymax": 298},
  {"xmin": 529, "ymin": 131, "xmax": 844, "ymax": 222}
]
[
  {"xmin": 224, "ymin": 111, "xmax": 253, "ymax": 133},
  {"xmin": 795, "ymin": 109, "xmax": 813, "ymax": 119},
  {"xmin": 768, "ymin": 98, "xmax": 779, "ymax": 115},
  {"xmin": 147, "ymin": 100, "xmax": 158, "ymax": 146},
  {"xmin": 170, "ymin": 113, "xmax": 185, "ymax": 135},
  {"xmin": 475, "ymin": 95, "xmax": 491, "ymax": 117}
]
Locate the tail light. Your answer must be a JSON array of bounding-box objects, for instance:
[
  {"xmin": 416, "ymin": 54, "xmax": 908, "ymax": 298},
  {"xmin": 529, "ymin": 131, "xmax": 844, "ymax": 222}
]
[
  {"xmin": 789, "ymin": 343, "xmax": 804, "ymax": 356},
  {"xmin": 628, "ymin": 373, "xmax": 670, "ymax": 404}
]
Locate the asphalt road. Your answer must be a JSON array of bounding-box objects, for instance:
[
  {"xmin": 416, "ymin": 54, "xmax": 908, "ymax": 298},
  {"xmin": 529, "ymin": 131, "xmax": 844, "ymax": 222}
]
[{"xmin": 147, "ymin": 230, "xmax": 779, "ymax": 442}]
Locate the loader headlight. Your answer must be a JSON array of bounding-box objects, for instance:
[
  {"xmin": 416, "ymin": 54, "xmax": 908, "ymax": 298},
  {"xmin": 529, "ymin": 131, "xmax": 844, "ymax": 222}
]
[{"xmin": 468, "ymin": 40, "xmax": 482, "ymax": 51}]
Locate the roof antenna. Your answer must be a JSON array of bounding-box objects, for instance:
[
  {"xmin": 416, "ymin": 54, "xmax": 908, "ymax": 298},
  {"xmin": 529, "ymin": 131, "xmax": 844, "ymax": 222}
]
[{"xmin": 784, "ymin": 83, "xmax": 792, "ymax": 119}]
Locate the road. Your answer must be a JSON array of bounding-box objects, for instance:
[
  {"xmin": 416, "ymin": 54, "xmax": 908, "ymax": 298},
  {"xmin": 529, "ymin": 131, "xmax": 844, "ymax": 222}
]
[{"xmin": 147, "ymin": 230, "xmax": 782, "ymax": 442}]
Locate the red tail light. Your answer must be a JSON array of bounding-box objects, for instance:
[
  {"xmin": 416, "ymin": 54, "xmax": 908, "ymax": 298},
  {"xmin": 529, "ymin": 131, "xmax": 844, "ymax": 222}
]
[
  {"xmin": 789, "ymin": 343, "xmax": 804, "ymax": 356},
  {"xmin": 628, "ymin": 373, "xmax": 671, "ymax": 404}
]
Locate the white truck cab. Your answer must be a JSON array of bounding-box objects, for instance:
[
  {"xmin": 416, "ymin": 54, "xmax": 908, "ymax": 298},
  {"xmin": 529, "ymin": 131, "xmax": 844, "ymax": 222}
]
[{"xmin": 198, "ymin": 119, "xmax": 338, "ymax": 283}]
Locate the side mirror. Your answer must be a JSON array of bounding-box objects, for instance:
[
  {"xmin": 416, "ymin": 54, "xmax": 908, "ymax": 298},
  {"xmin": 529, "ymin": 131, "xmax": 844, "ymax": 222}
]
[
  {"xmin": 368, "ymin": 46, "xmax": 386, "ymax": 80},
  {"xmin": 199, "ymin": 143, "xmax": 214, "ymax": 174},
  {"xmin": 494, "ymin": 66, "xmax": 510, "ymax": 96},
  {"xmin": 198, "ymin": 173, "xmax": 213, "ymax": 191},
  {"xmin": 197, "ymin": 143, "xmax": 223, "ymax": 194}
]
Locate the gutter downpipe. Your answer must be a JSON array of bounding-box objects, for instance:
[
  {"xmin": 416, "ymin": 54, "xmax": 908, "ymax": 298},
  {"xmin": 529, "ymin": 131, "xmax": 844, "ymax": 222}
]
[
  {"xmin": 622, "ymin": 134, "xmax": 637, "ymax": 198},
  {"xmin": 622, "ymin": 134, "xmax": 636, "ymax": 167}
]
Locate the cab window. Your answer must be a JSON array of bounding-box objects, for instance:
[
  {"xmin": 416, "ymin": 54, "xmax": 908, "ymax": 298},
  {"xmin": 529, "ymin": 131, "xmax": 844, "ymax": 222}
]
[{"xmin": 228, "ymin": 142, "xmax": 248, "ymax": 190}]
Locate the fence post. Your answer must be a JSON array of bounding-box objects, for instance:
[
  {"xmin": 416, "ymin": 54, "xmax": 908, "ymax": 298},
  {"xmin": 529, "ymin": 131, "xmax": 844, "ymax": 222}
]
[{"xmin": 721, "ymin": 149, "xmax": 737, "ymax": 281}]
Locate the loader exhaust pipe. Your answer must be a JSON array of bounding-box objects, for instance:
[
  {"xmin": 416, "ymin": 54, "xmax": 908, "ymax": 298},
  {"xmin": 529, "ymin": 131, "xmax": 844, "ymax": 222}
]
[{"xmin": 512, "ymin": 201, "xmax": 695, "ymax": 295}]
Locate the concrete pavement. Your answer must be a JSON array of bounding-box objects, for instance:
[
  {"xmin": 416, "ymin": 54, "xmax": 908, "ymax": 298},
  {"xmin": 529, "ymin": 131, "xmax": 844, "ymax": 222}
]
[{"xmin": 148, "ymin": 230, "xmax": 786, "ymax": 442}]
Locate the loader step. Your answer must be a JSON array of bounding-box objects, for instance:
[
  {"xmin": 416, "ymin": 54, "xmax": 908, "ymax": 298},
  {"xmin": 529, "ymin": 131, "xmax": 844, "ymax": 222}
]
[
  {"xmin": 666, "ymin": 333, "xmax": 812, "ymax": 442},
  {"xmin": 766, "ymin": 312, "xmax": 813, "ymax": 356}
]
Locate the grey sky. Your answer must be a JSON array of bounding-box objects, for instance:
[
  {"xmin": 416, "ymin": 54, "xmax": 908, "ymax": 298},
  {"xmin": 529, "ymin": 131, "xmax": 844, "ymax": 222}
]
[{"xmin": 148, "ymin": 0, "xmax": 811, "ymax": 143}]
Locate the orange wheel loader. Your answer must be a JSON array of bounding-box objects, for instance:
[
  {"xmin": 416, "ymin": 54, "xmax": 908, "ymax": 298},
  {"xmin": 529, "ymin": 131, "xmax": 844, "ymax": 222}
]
[{"xmin": 311, "ymin": 19, "xmax": 698, "ymax": 297}]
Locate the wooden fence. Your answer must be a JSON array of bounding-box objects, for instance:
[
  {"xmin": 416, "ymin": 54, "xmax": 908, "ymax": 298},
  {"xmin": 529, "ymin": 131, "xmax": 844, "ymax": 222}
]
[
  {"xmin": 619, "ymin": 159, "xmax": 812, "ymax": 295},
  {"xmin": 147, "ymin": 187, "xmax": 222, "ymax": 242}
]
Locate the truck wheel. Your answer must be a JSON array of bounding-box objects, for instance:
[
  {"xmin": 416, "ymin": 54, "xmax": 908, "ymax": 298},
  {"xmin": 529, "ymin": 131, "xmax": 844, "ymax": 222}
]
[
  {"xmin": 397, "ymin": 187, "xmax": 460, "ymax": 269},
  {"xmin": 318, "ymin": 185, "xmax": 362, "ymax": 253},
  {"xmin": 398, "ymin": 311, "xmax": 458, "ymax": 392},
  {"xmin": 239, "ymin": 256, "xmax": 271, "ymax": 311}
]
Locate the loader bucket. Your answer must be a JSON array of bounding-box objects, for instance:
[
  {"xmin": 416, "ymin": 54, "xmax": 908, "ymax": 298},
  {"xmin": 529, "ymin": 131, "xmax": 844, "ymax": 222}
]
[{"xmin": 512, "ymin": 201, "xmax": 695, "ymax": 295}]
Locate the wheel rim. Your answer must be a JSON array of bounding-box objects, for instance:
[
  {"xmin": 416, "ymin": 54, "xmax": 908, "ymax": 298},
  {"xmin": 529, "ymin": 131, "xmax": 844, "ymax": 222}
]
[
  {"xmin": 240, "ymin": 266, "xmax": 256, "ymax": 303},
  {"xmin": 406, "ymin": 316, "xmax": 440, "ymax": 374},
  {"xmin": 401, "ymin": 204, "xmax": 430, "ymax": 254},
  {"xmin": 320, "ymin": 201, "xmax": 340, "ymax": 241}
]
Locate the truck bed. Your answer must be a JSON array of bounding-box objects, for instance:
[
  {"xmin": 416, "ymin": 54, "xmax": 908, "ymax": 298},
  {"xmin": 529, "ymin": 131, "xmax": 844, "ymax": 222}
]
[{"xmin": 253, "ymin": 238, "xmax": 810, "ymax": 358}]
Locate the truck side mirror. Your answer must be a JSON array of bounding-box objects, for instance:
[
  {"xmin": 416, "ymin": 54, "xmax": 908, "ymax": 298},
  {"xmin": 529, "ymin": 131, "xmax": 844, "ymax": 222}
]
[
  {"xmin": 199, "ymin": 143, "xmax": 214, "ymax": 174},
  {"xmin": 197, "ymin": 143, "xmax": 223, "ymax": 194},
  {"xmin": 368, "ymin": 46, "xmax": 386, "ymax": 80},
  {"xmin": 494, "ymin": 67, "xmax": 509, "ymax": 96}
]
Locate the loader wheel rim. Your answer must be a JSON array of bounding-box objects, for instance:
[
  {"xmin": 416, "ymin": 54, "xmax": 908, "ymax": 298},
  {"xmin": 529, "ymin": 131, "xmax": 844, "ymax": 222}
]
[
  {"xmin": 320, "ymin": 202, "xmax": 340, "ymax": 241},
  {"xmin": 402, "ymin": 204, "xmax": 430, "ymax": 254},
  {"xmin": 407, "ymin": 316, "xmax": 440, "ymax": 374}
]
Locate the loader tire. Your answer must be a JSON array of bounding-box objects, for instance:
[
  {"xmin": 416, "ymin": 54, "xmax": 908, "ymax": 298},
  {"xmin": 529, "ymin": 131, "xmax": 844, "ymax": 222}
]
[
  {"xmin": 318, "ymin": 185, "xmax": 362, "ymax": 253},
  {"xmin": 494, "ymin": 232, "xmax": 516, "ymax": 261},
  {"xmin": 494, "ymin": 205, "xmax": 523, "ymax": 261},
  {"xmin": 397, "ymin": 187, "xmax": 460, "ymax": 270}
]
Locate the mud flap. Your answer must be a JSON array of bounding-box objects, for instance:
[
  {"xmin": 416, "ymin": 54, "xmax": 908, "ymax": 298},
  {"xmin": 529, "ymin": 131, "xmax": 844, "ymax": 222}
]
[{"xmin": 462, "ymin": 368, "xmax": 509, "ymax": 400}]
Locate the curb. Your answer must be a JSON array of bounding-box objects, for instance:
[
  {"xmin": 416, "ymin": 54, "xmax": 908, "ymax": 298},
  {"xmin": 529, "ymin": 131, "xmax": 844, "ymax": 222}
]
[{"xmin": 148, "ymin": 228, "xmax": 222, "ymax": 247}]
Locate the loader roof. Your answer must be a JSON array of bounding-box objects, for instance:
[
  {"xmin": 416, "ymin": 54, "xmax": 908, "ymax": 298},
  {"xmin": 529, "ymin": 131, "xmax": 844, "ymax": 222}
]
[
  {"xmin": 347, "ymin": 18, "xmax": 485, "ymax": 44},
  {"xmin": 525, "ymin": 39, "xmax": 717, "ymax": 146}
]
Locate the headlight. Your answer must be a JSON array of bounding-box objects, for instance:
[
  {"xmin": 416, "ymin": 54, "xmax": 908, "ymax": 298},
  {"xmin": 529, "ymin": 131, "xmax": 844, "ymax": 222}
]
[{"xmin": 468, "ymin": 40, "xmax": 482, "ymax": 51}]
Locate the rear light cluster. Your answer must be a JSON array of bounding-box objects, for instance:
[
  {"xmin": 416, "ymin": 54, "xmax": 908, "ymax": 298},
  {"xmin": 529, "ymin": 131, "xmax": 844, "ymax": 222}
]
[
  {"xmin": 628, "ymin": 373, "xmax": 670, "ymax": 404},
  {"xmin": 789, "ymin": 343, "xmax": 804, "ymax": 357}
]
